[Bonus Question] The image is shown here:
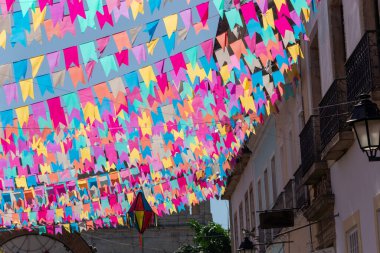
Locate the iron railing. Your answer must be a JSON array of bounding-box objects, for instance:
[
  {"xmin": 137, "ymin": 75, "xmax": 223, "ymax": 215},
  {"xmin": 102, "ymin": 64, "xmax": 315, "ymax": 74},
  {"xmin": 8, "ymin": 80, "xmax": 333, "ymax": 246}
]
[
  {"xmin": 319, "ymin": 79, "xmax": 351, "ymax": 151},
  {"xmin": 346, "ymin": 31, "xmax": 380, "ymax": 102},
  {"xmin": 294, "ymin": 166, "xmax": 309, "ymax": 209},
  {"xmin": 299, "ymin": 115, "xmax": 322, "ymax": 176}
]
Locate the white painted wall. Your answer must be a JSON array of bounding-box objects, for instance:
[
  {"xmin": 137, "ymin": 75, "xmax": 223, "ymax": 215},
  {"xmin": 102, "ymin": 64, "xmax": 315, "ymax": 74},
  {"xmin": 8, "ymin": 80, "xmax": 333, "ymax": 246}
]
[
  {"xmin": 318, "ymin": 0, "xmax": 335, "ymax": 96},
  {"xmin": 343, "ymin": 0, "xmax": 364, "ymax": 57},
  {"xmin": 331, "ymin": 141, "xmax": 380, "ymax": 253}
]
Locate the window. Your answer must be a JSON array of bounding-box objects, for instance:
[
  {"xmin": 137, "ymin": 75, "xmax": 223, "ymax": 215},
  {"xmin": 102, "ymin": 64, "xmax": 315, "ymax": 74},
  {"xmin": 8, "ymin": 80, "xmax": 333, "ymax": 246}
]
[
  {"xmin": 347, "ymin": 226, "xmax": 359, "ymax": 253},
  {"xmin": 258, "ymin": 179, "xmax": 263, "ymax": 211},
  {"xmin": 239, "ymin": 202, "xmax": 244, "ymax": 239},
  {"xmin": 271, "ymin": 156, "xmax": 277, "ymax": 201},
  {"xmin": 264, "ymin": 169, "xmax": 270, "ymax": 209},
  {"xmin": 245, "ymin": 191, "xmax": 250, "ymax": 232},
  {"xmin": 234, "ymin": 212, "xmax": 238, "ymax": 248},
  {"xmin": 249, "ymin": 184, "xmax": 256, "ymax": 230}
]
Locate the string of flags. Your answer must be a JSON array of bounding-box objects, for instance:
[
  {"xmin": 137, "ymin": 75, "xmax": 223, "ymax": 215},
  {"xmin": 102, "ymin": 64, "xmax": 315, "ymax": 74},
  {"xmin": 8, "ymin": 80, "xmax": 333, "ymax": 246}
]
[{"xmin": 0, "ymin": 0, "xmax": 319, "ymax": 234}]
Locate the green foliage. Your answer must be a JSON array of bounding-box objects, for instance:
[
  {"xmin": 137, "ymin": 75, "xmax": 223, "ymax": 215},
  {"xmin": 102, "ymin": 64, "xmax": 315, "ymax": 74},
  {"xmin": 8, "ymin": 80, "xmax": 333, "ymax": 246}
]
[{"xmin": 175, "ymin": 220, "xmax": 231, "ymax": 253}]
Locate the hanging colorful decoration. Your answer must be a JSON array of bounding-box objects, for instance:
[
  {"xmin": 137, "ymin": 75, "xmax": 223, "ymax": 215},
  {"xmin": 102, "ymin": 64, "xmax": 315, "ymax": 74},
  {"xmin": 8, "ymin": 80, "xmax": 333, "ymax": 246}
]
[
  {"xmin": 0, "ymin": 0, "xmax": 320, "ymax": 234},
  {"xmin": 128, "ymin": 191, "xmax": 156, "ymax": 246}
]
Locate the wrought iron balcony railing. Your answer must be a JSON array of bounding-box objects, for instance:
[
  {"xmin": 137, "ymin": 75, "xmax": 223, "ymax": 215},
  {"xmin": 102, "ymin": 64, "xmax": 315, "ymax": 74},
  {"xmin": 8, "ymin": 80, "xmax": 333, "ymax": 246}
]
[
  {"xmin": 346, "ymin": 31, "xmax": 380, "ymax": 102},
  {"xmin": 319, "ymin": 78, "xmax": 351, "ymax": 151},
  {"xmin": 294, "ymin": 166, "xmax": 309, "ymax": 209},
  {"xmin": 299, "ymin": 115, "xmax": 322, "ymax": 176}
]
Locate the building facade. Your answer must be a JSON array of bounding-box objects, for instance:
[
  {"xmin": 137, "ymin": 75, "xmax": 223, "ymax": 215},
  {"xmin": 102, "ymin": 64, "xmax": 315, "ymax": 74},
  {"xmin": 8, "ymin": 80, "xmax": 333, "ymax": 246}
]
[
  {"xmin": 83, "ymin": 202, "xmax": 212, "ymax": 253},
  {"xmin": 225, "ymin": 0, "xmax": 380, "ymax": 252}
]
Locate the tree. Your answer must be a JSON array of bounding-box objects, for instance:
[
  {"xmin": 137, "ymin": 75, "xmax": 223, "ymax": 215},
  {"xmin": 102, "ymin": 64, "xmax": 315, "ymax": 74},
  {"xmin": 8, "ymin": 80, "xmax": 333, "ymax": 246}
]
[{"xmin": 175, "ymin": 220, "xmax": 231, "ymax": 253}]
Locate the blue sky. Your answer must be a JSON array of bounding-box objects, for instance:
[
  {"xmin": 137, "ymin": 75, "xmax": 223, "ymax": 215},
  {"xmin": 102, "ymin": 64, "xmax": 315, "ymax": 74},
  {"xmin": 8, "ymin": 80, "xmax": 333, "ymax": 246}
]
[{"xmin": 211, "ymin": 199, "xmax": 229, "ymax": 229}]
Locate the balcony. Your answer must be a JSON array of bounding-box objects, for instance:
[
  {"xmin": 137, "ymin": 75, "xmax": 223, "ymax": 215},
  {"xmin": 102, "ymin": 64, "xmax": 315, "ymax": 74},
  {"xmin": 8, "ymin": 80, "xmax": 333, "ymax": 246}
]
[
  {"xmin": 319, "ymin": 79, "xmax": 354, "ymax": 161},
  {"xmin": 303, "ymin": 176, "xmax": 334, "ymax": 222},
  {"xmin": 299, "ymin": 116, "xmax": 328, "ymax": 185},
  {"xmin": 294, "ymin": 167, "xmax": 309, "ymax": 209},
  {"xmin": 346, "ymin": 31, "xmax": 380, "ymax": 102}
]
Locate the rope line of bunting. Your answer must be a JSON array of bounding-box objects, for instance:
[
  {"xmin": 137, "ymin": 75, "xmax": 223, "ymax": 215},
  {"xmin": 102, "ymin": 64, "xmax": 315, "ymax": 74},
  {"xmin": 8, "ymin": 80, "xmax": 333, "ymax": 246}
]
[{"xmin": 0, "ymin": 0, "xmax": 319, "ymax": 234}]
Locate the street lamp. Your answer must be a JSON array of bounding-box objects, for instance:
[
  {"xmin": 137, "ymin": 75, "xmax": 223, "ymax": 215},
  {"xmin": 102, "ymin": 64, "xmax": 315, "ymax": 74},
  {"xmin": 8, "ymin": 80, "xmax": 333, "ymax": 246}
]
[{"xmin": 347, "ymin": 94, "xmax": 380, "ymax": 161}]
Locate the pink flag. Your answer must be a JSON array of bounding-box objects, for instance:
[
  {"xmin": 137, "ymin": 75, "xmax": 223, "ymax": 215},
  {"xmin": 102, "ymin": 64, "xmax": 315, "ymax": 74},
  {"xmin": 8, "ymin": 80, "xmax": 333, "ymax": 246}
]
[
  {"xmin": 97, "ymin": 36, "xmax": 110, "ymax": 56},
  {"xmin": 47, "ymin": 51, "xmax": 60, "ymax": 73},
  {"xmin": 63, "ymin": 46, "xmax": 79, "ymax": 70},
  {"xmin": 3, "ymin": 83, "xmax": 18, "ymax": 105},
  {"xmin": 132, "ymin": 44, "xmax": 146, "ymax": 64},
  {"xmin": 96, "ymin": 5, "xmax": 114, "ymax": 29},
  {"xmin": 115, "ymin": 49, "xmax": 129, "ymax": 66},
  {"xmin": 179, "ymin": 9, "xmax": 192, "ymax": 31},
  {"xmin": 113, "ymin": 2, "xmax": 129, "ymax": 21},
  {"xmin": 244, "ymin": 34, "xmax": 256, "ymax": 52},
  {"xmin": 6, "ymin": 0, "xmax": 14, "ymax": 12},
  {"xmin": 85, "ymin": 61, "xmax": 96, "ymax": 80},
  {"xmin": 67, "ymin": 0, "xmax": 86, "ymax": 22},
  {"xmin": 38, "ymin": 0, "xmax": 53, "ymax": 10},
  {"xmin": 50, "ymin": 1, "xmax": 64, "ymax": 25},
  {"xmin": 196, "ymin": 2, "xmax": 208, "ymax": 26},
  {"xmin": 170, "ymin": 52, "xmax": 187, "ymax": 75},
  {"xmin": 241, "ymin": 2, "xmax": 258, "ymax": 23},
  {"xmin": 201, "ymin": 39, "xmax": 214, "ymax": 61},
  {"xmin": 155, "ymin": 60, "xmax": 165, "ymax": 74},
  {"xmin": 156, "ymin": 73, "xmax": 168, "ymax": 93},
  {"xmin": 47, "ymin": 97, "xmax": 67, "ymax": 128}
]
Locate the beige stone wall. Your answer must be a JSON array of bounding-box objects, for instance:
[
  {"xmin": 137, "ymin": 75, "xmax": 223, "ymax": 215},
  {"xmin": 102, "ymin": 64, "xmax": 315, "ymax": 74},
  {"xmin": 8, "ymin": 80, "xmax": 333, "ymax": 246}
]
[{"xmin": 82, "ymin": 201, "xmax": 212, "ymax": 253}]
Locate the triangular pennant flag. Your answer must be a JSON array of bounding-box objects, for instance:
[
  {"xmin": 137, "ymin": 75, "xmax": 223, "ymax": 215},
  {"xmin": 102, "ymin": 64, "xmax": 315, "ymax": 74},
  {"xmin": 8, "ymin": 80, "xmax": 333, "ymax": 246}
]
[
  {"xmin": 144, "ymin": 20, "xmax": 159, "ymax": 41},
  {"xmin": 113, "ymin": 2, "xmax": 129, "ymax": 22},
  {"xmin": 177, "ymin": 28, "xmax": 189, "ymax": 44},
  {"xmin": 201, "ymin": 39, "xmax": 214, "ymax": 61},
  {"xmin": 139, "ymin": 66, "xmax": 157, "ymax": 87},
  {"xmin": 149, "ymin": 0, "xmax": 161, "ymax": 13},
  {"xmin": 19, "ymin": 0, "xmax": 34, "ymax": 16},
  {"xmin": 85, "ymin": 60, "xmax": 96, "ymax": 80},
  {"xmin": 80, "ymin": 41, "xmax": 98, "ymax": 64},
  {"xmin": 132, "ymin": 44, "xmax": 147, "ymax": 64},
  {"xmin": 63, "ymin": 46, "xmax": 80, "ymax": 70},
  {"xmin": 162, "ymin": 33, "xmax": 176, "ymax": 55},
  {"xmin": 163, "ymin": 14, "xmax": 178, "ymax": 38},
  {"xmin": 15, "ymin": 106, "xmax": 29, "ymax": 127},
  {"xmin": 36, "ymin": 74, "xmax": 54, "ymax": 95},
  {"xmin": 196, "ymin": 2, "xmax": 208, "ymax": 26},
  {"xmin": 179, "ymin": 9, "xmax": 192, "ymax": 31},
  {"xmin": 52, "ymin": 70, "xmax": 65, "ymax": 87},
  {"xmin": 185, "ymin": 46, "xmax": 198, "ymax": 68},
  {"xmin": 32, "ymin": 7, "xmax": 46, "ymax": 31},
  {"xmin": 129, "ymin": 25, "xmax": 142, "ymax": 45},
  {"xmin": 100, "ymin": 55, "xmax": 118, "ymax": 76},
  {"xmin": 130, "ymin": 0, "xmax": 144, "ymax": 19},
  {"xmin": 212, "ymin": 0, "xmax": 224, "ymax": 17},
  {"xmin": 147, "ymin": 38, "xmax": 159, "ymax": 55},
  {"xmin": 20, "ymin": 79, "xmax": 34, "ymax": 101},
  {"xmin": 113, "ymin": 32, "xmax": 132, "ymax": 52},
  {"xmin": 30, "ymin": 55, "xmax": 44, "ymax": 77},
  {"xmin": 47, "ymin": 51, "xmax": 60, "ymax": 73},
  {"xmin": 225, "ymin": 8, "xmax": 243, "ymax": 30},
  {"xmin": 170, "ymin": 52, "xmax": 186, "ymax": 75},
  {"xmin": 216, "ymin": 32, "xmax": 228, "ymax": 50},
  {"xmin": 0, "ymin": 31, "xmax": 6, "ymax": 49},
  {"xmin": 97, "ymin": 36, "xmax": 110, "ymax": 56},
  {"xmin": 115, "ymin": 49, "xmax": 129, "ymax": 66}
]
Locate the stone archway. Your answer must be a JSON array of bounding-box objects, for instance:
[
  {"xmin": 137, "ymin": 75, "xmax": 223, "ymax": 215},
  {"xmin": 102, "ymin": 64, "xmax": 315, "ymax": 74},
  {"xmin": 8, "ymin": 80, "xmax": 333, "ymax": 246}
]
[{"xmin": 0, "ymin": 230, "xmax": 93, "ymax": 253}]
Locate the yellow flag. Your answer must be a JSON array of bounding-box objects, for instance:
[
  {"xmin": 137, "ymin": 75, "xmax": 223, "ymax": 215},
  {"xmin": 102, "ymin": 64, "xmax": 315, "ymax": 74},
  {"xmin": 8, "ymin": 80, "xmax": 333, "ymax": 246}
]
[
  {"xmin": 20, "ymin": 79, "xmax": 34, "ymax": 101},
  {"xmin": 0, "ymin": 31, "xmax": 6, "ymax": 49},
  {"xmin": 15, "ymin": 106, "xmax": 30, "ymax": 126},
  {"xmin": 288, "ymin": 44, "xmax": 304, "ymax": 62},
  {"xmin": 163, "ymin": 14, "xmax": 178, "ymax": 38},
  {"xmin": 139, "ymin": 65, "xmax": 157, "ymax": 87},
  {"xmin": 147, "ymin": 38, "xmax": 159, "ymax": 55},
  {"xmin": 32, "ymin": 7, "xmax": 47, "ymax": 31},
  {"xmin": 274, "ymin": 0, "xmax": 286, "ymax": 10},
  {"xmin": 262, "ymin": 9, "xmax": 275, "ymax": 29},
  {"xmin": 131, "ymin": 0, "xmax": 144, "ymax": 20},
  {"xmin": 30, "ymin": 55, "xmax": 44, "ymax": 77}
]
